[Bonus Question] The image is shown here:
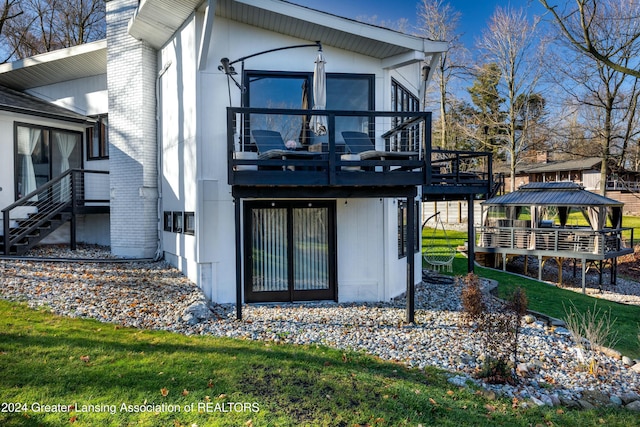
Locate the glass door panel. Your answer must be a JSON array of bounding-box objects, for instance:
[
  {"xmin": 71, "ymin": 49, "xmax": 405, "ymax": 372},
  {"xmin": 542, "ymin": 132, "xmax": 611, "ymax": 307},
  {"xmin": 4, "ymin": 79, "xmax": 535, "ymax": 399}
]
[
  {"xmin": 250, "ymin": 208, "xmax": 288, "ymax": 293},
  {"xmin": 293, "ymin": 207, "xmax": 329, "ymax": 291}
]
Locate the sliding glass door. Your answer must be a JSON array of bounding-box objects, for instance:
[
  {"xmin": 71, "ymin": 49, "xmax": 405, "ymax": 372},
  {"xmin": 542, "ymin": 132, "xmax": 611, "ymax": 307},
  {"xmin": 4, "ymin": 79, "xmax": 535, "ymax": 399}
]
[
  {"xmin": 244, "ymin": 201, "xmax": 336, "ymax": 302},
  {"xmin": 15, "ymin": 123, "xmax": 82, "ymax": 200}
]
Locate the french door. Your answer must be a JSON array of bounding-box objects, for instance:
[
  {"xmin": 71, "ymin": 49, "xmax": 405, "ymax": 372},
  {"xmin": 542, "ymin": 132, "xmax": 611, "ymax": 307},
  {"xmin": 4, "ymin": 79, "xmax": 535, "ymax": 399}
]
[{"xmin": 244, "ymin": 201, "xmax": 336, "ymax": 302}]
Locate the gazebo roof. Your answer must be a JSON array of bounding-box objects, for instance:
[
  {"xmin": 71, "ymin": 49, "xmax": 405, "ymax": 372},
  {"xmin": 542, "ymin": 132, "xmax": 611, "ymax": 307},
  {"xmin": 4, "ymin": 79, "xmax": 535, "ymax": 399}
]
[{"xmin": 483, "ymin": 182, "xmax": 624, "ymax": 207}]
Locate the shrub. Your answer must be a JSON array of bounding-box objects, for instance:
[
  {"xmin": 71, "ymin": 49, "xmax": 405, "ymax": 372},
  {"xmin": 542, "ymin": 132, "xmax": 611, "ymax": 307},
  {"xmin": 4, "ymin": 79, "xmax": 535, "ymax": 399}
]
[
  {"xmin": 459, "ymin": 273, "xmax": 486, "ymax": 325},
  {"xmin": 458, "ymin": 275, "xmax": 528, "ymax": 385}
]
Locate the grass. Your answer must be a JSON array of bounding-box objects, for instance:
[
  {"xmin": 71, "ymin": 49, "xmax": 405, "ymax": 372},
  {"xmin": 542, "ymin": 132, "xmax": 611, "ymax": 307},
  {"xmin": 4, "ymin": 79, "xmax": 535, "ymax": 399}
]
[
  {"xmin": 1, "ymin": 300, "xmax": 638, "ymax": 427},
  {"xmin": 422, "ymin": 225, "xmax": 640, "ymax": 359}
]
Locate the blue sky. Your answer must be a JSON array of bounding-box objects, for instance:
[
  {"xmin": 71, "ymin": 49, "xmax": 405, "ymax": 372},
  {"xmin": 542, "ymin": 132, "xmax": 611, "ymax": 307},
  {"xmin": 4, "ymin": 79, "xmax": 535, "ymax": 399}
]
[{"xmin": 289, "ymin": 0, "xmax": 547, "ymax": 46}]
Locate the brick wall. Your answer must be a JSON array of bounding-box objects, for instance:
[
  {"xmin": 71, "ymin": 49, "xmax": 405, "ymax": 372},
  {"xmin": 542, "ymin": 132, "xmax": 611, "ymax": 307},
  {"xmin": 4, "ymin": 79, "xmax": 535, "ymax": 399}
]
[{"xmin": 106, "ymin": 0, "xmax": 159, "ymax": 258}]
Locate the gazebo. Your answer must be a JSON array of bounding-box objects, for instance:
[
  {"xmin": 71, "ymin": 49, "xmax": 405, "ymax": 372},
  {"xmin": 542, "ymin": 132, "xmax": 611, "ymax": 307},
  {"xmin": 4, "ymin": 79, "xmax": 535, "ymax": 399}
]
[{"xmin": 475, "ymin": 182, "xmax": 634, "ymax": 291}]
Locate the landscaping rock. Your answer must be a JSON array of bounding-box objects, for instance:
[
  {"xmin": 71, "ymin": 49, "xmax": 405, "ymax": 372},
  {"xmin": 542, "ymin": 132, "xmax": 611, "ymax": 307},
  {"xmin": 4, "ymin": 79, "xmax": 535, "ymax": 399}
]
[
  {"xmin": 622, "ymin": 356, "xmax": 634, "ymax": 366},
  {"xmin": 625, "ymin": 400, "xmax": 640, "ymax": 412},
  {"xmin": 582, "ymin": 390, "xmax": 611, "ymax": 407},
  {"xmin": 609, "ymin": 395, "xmax": 623, "ymax": 407},
  {"xmin": 620, "ymin": 391, "xmax": 640, "ymax": 405},
  {"xmin": 559, "ymin": 396, "xmax": 581, "ymax": 409},
  {"xmin": 631, "ymin": 363, "xmax": 640, "ymax": 374},
  {"xmin": 182, "ymin": 300, "xmax": 213, "ymax": 325},
  {"xmin": 447, "ymin": 375, "xmax": 468, "ymax": 387},
  {"xmin": 530, "ymin": 396, "xmax": 546, "ymax": 407},
  {"xmin": 577, "ymin": 399, "xmax": 595, "ymax": 410},
  {"xmin": 523, "ymin": 314, "xmax": 536, "ymax": 324}
]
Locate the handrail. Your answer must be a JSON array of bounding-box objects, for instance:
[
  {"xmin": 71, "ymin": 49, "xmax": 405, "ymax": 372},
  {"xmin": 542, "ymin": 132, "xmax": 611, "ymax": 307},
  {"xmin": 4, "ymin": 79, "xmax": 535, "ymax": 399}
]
[
  {"xmin": 2, "ymin": 169, "xmax": 109, "ymax": 255},
  {"xmin": 476, "ymin": 225, "xmax": 634, "ymax": 257}
]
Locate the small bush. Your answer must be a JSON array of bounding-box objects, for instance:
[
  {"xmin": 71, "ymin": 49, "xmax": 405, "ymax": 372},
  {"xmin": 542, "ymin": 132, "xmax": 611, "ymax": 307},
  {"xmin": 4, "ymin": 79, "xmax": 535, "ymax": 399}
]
[
  {"xmin": 458, "ymin": 276, "xmax": 529, "ymax": 385},
  {"xmin": 459, "ymin": 273, "xmax": 486, "ymax": 325}
]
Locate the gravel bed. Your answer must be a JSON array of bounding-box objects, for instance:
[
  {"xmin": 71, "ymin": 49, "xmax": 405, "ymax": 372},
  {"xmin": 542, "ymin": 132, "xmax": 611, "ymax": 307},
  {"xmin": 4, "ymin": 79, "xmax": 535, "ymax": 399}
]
[{"xmin": 1, "ymin": 245, "xmax": 639, "ymax": 410}]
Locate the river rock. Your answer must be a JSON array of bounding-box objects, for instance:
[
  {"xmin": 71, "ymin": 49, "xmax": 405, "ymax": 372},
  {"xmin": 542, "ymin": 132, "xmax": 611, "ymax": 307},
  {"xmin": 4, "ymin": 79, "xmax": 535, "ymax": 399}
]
[
  {"xmin": 625, "ymin": 400, "xmax": 640, "ymax": 412},
  {"xmin": 182, "ymin": 300, "xmax": 213, "ymax": 325},
  {"xmin": 620, "ymin": 391, "xmax": 640, "ymax": 405},
  {"xmin": 582, "ymin": 390, "xmax": 611, "ymax": 407}
]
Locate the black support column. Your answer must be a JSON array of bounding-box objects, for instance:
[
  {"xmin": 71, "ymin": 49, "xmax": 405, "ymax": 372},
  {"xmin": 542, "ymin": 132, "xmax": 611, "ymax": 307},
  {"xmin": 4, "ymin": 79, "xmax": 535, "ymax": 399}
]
[
  {"xmin": 234, "ymin": 197, "xmax": 243, "ymax": 320},
  {"xmin": 467, "ymin": 195, "xmax": 475, "ymax": 273},
  {"xmin": 406, "ymin": 195, "xmax": 415, "ymax": 323}
]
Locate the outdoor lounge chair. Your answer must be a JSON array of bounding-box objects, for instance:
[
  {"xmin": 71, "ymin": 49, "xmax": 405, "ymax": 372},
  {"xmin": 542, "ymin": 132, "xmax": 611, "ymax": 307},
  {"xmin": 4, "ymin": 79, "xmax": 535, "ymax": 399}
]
[
  {"xmin": 341, "ymin": 131, "xmax": 419, "ymax": 160},
  {"xmin": 251, "ymin": 130, "xmax": 320, "ymax": 160}
]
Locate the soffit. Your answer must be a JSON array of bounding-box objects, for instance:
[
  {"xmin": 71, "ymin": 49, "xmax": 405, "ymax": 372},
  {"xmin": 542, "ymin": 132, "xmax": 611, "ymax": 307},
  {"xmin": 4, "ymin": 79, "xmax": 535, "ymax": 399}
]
[
  {"xmin": 128, "ymin": 0, "xmax": 447, "ymax": 58},
  {"xmin": 128, "ymin": 0, "xmax": 205, "ymax": 48},
  {"xmin": 0, "ymin": 40, "xmax": 107, "ymax": 90}
]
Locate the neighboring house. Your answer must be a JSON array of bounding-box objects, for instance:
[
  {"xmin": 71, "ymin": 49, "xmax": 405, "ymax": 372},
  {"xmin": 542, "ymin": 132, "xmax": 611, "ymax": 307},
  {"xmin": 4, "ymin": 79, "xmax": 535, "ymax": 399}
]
[
  {"xmin": 0, "ymin": 0, "xmax": 493, "ymax": 318},
  {"xmin": 514, "ymin": 156, "xmax": 640, "ymax": 193}
]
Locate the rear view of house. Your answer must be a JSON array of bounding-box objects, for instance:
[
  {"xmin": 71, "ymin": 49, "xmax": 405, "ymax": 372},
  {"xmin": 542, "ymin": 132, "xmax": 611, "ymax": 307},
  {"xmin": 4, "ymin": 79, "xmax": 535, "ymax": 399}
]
[{"xmin": 0, "ymin": 0, "xmax": 494, "ymax": 319}]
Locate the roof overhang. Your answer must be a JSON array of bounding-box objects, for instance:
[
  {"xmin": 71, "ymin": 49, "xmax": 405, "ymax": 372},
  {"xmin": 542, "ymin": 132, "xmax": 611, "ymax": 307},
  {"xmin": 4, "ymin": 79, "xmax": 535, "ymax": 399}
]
[
  {"xmin": 128, "ymin": 0, "xmax": 447, "ymax": 62},
  {"xmin": 0, "ymin": 85, "xmax": 93, "ymax": 124},
  {"xmin": 0, "ymin": 40, "xmax": 107, "ymax": 90},
  {"xmin": 482, "ymin": 182, "xmax": 624, "ymax": 207}
]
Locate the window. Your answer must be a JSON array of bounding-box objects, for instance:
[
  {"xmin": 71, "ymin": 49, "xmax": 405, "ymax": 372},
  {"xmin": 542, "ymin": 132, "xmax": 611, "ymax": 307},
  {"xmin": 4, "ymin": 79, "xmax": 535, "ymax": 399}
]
[
  {"xmin": 244, "ymin": 71, "xmax": 374, "ymax": 147},
  {"xmin": 14, "ymin": 122, "xmax": 82, "ymax": 200},
  {"xmin": 398, "ymin": 200, "xmax": 420, "ymax": 258},
  {"xmin": 172, "ymin": 211, "xmax": 183, "ymax": 233},
  {"xmin": 86, "ymin": 115, "xmax": 109, "ymax": 160},
  {"xmin": 184, "ymin": 212, "xmax": 195, "ymax": 235},
  {"xmin": 163, "ymin": 212, "xmax": 173, "ymax": 232},
  {"xmin": 390, "ymin": 79, "xmax": 421, "ymax": 152}
]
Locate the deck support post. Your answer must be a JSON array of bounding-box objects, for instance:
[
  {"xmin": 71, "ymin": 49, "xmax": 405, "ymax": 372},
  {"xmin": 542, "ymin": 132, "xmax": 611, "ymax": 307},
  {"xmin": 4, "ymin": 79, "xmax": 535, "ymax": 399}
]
[
  {"xmin": 406, "ymin": 195, "xmax": 415, "ymax": 324},
  {"xmin": 234, "ymin": 196, "xmax": 243, "ymax": 320},
  {"xmin": 538, "ymin": 255, "xmax": 543, "ymax": 281},
  {"xmin": 467, "ymin": 195, "xmax": 475, "ymax": 273},
  {"xmin": 581, "ymin": 258, "xmax": 586, "ymax": 294}
]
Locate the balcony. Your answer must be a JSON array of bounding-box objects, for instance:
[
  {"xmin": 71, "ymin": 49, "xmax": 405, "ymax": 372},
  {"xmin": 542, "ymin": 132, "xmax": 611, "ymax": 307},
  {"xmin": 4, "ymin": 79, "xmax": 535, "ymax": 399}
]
[{"xmin": 227, "ymin": 107, "xmax": 493, "ymax": 199}]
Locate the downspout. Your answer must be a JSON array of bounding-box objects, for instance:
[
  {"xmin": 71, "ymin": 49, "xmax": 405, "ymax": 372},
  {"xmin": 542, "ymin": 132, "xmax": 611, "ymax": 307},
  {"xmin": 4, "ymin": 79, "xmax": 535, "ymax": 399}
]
[{"xmin": 154, "ymin": 59, "xmax": 173, "ymax": 261}]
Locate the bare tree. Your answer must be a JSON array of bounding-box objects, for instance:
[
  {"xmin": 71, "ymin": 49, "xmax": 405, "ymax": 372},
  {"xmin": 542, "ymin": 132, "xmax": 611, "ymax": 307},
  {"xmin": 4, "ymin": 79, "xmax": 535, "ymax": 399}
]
[
  {"xmin": 417, "ymin": 0, "xmax": 466, "ymax": 149},
  {"xmin": 476, "ymin": 6, "xmax": 545, "ymax": 192},
  {"xmin": 540, "ymin": 0, "xmax": 640, "ymax": 78},
  {"xmin": 543, "ymin": 0, "xmax": 640, "ymax": 194},
  {"xmin": 0, "ymin": 0, "xmax": 23, "ymax": 61},
  {"xmin": 1, "ymin": 0, "xmax": 105, "ymax": 62}
]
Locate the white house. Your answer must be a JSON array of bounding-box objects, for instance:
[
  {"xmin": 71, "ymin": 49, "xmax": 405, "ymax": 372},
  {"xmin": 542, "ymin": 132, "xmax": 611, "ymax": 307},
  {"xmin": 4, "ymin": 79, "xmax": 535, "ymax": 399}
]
[{"xmin": 0, "ymin": 0, "xmax": 492, "ymax": 320}]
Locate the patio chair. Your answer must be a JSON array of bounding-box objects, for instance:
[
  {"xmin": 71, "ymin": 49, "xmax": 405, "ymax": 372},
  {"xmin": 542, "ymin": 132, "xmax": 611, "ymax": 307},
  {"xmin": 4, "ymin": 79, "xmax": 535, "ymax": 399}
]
[
  {"xmin": 341, "ymin": 131, "xmax": 418, "ymax": 160},
  {"xmin": 251, "ymin": 130, "xmax": 319, "ymax": 160}
]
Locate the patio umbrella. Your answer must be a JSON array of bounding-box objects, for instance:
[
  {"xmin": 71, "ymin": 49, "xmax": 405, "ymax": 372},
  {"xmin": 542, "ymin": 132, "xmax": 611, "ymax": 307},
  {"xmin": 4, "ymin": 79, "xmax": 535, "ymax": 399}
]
[{"xmin": 310, "ymin": 50, "xmax": 327, "ymax": 136}]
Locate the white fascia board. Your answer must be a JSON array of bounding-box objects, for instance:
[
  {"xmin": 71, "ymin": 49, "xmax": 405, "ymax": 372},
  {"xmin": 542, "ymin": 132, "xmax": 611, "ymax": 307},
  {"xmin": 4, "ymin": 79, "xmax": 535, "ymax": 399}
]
[
  {"xmin": 234, "ymin": 0, "xmax": 428, "ymax": 52},
  {"xmin": 382, "ymin": 51, "xmax": 425, "ymax": 70},
  {"xmin": 0, "ymin": 40, "xmax": 107, "ymax": 74},
  {"xmin": 198, "ymin": 0, "xmax": 216, "ymax": 70}
]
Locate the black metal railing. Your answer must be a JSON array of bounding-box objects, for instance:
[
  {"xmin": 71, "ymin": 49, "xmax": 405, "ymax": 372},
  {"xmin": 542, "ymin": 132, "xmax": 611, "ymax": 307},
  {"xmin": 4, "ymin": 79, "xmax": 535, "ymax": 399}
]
[
  {"xmin": 227, "ymin": 107, "xmax": 432, "ymax": 187},
  {"xmin": 2, "ymin": 169, "xmax": 109, "ymax": 254}
]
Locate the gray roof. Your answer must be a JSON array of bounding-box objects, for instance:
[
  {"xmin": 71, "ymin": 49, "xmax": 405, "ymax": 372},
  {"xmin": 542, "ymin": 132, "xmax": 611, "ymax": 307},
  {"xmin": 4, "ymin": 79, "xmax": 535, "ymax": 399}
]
[
  {"xmin": 483, "ymin": 182, "xmax": 624, "ymax": 207},
  {"xmin": 0, "ymin": 85, "xmax": 91, "ymax": 124},
  {"xmin": 520, "ymin": 157, "xmax": 602, "ymax": 174}
]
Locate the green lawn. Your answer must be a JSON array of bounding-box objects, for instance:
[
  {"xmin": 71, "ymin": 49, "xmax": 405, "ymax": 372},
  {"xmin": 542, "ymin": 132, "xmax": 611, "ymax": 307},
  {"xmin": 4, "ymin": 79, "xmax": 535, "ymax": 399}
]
[
  {"xmin": 423, "ymin": 225, "xmax": 640, "ymax": 359},
  {"xmin": 1, "ymin": 300, "xmax": 638, "ymax": 427}
]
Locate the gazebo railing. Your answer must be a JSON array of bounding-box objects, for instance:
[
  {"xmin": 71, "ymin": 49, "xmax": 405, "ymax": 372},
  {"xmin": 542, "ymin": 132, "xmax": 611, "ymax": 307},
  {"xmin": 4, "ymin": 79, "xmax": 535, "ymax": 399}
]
[{"xmin": 476, "ymin": 226, "xmax": 634, "ymax": 257}]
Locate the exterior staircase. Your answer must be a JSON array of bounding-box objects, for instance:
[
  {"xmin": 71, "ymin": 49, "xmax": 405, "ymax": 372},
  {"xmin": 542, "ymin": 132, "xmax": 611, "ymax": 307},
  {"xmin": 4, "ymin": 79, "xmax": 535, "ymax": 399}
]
[{"xmin": 1, "ymin": 169, "xmax": 109, "ymax": 256}]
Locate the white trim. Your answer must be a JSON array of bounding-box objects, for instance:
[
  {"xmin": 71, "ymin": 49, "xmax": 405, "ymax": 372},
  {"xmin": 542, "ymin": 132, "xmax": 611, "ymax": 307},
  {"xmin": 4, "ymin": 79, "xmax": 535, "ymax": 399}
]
[{"xmin": 198, "ymin": 0, "xmax": 216, "ymax": 71}]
